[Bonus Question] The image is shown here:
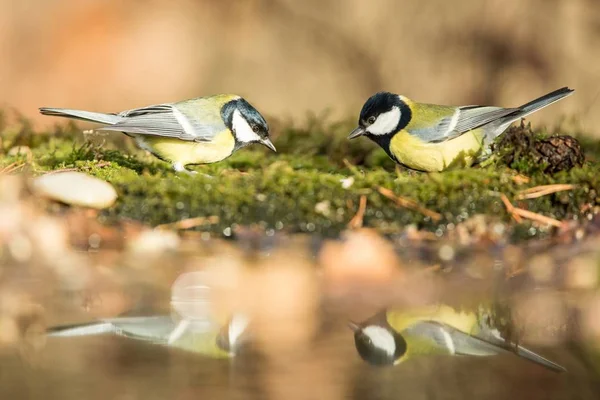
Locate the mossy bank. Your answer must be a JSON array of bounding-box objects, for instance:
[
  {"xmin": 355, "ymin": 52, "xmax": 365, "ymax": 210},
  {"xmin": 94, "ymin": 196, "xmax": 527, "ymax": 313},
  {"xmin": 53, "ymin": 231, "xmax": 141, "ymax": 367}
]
[{"xmin": 1, "ymin": 113, "xmax": 599, "ymax": 241}]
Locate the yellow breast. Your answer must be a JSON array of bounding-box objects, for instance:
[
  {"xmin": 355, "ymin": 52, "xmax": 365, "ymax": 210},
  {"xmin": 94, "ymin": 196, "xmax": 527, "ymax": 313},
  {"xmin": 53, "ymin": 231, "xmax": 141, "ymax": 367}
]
[
  {"xmin": 134, "ymin": 130, "xmax": 236, "ymax": 166},
  {"xmin": 389, "ymin": 129, "xmax": 485, "ymax": 172}
]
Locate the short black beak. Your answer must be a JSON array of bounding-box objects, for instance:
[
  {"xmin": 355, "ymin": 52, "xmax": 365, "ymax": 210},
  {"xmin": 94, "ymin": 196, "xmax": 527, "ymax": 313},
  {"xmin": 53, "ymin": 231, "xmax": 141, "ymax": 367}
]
[
  {"xmin": 348, "ymin": 127, "xmax": 366, "ymax": 139},
  {"xmin": 347, "ymin": 321, "xmax": 361, "ymax": 332},
  {"xmin": 261, "ymin": 138, "xmax": 277, "ymax": 152}
]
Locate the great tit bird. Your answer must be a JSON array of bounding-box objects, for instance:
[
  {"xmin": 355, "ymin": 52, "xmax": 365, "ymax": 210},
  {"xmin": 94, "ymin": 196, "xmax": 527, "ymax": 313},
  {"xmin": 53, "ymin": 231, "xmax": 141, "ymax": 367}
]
[
  {"xmin": 348, "ymin": 304, "xmax": 566, "ymax": 373},
  {"xmin": 40, "ymin": 94, "xmax": 276, "ymax": 174},
  {"xmin": 47, "ymin": 313, "xmax": 249, "ymax": 358},
  {"xmin": 349, "ymin": 87, "xmax": 574, "ymax": 172}
]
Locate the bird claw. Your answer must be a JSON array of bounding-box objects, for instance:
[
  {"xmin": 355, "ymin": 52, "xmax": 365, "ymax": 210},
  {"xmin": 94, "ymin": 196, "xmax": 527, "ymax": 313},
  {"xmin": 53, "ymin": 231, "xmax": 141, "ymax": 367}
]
[{"xmin": 172, "ymin": 163, "xmax": 213, "ymax": 178}]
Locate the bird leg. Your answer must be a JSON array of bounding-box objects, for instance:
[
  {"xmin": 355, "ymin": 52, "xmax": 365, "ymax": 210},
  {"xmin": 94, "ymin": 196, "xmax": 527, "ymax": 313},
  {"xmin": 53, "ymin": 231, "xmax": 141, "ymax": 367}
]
[
  {"xmin": 172, "ymin": 162, "xmax": 213, "ymax": 178},
  {"xmin": 172, "ymin": 162, "xmax": 196, "ymax": 175}
]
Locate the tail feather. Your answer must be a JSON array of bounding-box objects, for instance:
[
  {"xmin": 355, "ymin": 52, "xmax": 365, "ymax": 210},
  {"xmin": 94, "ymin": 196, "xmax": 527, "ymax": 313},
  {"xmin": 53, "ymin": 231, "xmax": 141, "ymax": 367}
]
[
  {"xmin": 39, "ymin": 107, "xmax": 122, "ymax": 125},
  {"xmin": 514, "ymin": 344, "xmax": 567, "ymax": 373},
  {"xmin": 508, "ymin": 87, "xmax": 574, "ymax": 122},
  {"xmin": 480, "ymin": 87, "xmax": 575, "ymax": 149},
  {"xmin": 46, "ymin": 321, "xmax": 116, "ymax": 337}
]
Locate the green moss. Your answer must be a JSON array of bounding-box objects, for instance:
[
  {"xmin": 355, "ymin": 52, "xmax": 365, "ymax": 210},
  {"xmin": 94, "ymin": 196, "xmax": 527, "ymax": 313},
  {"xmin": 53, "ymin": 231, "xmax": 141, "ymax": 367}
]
[{"xmin": 1, "ymin": 114, "xmax": 600, "ymax": 241}]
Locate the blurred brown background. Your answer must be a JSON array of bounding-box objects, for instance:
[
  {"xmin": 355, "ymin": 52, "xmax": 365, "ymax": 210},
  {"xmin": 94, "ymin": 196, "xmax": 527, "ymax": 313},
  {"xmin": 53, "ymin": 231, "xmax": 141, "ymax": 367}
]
[{"xmin": 1, "ymin": 0, "xmax": 599, "ymax": 134}]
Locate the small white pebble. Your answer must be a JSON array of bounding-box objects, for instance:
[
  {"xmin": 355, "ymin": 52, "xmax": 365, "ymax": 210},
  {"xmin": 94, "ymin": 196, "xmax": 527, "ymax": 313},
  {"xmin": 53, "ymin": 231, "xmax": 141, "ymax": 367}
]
[
  {"xmin": 88, "ymin": 233, "xmax": 102, "ymax": 249},
  {"xmin": 492, "ymin": 223, "xmax": 505, "ymax": 236},
  {"xmin": 438, "ymin": 244, "xmax": 455, "ymax": 261},
  {"xmin": 314, "ymin": 201, "xmax": 331, "ymax": 217},
  {"xmin": 32, "ymin": 171, "xmax": 117, "ymax": 209},
  {"xmin": 8, "ymin": 234, "xmax": 32, "ymax": 262},
  {"xmin": 127, "ymin": 229, "xmax": 180, "ymax": 256},
  {"xmin": 340, "ymin": 177, "xmax": 354, "ymax": 189}
]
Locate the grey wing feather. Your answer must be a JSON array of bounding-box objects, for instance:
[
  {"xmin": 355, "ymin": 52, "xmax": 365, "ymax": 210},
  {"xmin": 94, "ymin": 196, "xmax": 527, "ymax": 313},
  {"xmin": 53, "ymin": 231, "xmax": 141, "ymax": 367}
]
[
  {"xmin": 453, "ymin": 106, "xmax": 518, "ymax": 134},
  {"xmin": 405, "ymin": 321, "xmax": 566, "ymax": 372},
  {"xmin": 403, "ymin": 321, "xmax": 502, "ymax": 356},
  {"xmin": 420, "ymin": 88, "xmax": 574, "ymax": 144},
  {"xmin": 39, "ymin": 107, "xmax": 123, "ymax": 125},
  {"xmin": 410, "ymin": 114, "xmax": 459, "ymax": 143},
  {"xmin": 47, "ymin": 316, "xmax": 176, "ymax": 344},
  {"xmin": 98, "ymin": 103, "xmax": 222, "ymax": 142},
  {"xmin": 476, "ymin": 323, "xmax": 567, "ymax": 372},
  {"xmin": 413, "ymin": 107, "xmax": 518, "ymax": 144}
]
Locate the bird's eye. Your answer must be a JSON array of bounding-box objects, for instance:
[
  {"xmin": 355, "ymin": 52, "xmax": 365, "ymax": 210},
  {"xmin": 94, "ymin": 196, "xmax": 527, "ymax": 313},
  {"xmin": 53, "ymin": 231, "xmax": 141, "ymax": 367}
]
[
  {"xmin": 367, "ymin": 116, "xmax": 376, "ymax": 125},
  {"xmin": 251, "ymin": 125, "xmax": 260, "ymax": 133}
]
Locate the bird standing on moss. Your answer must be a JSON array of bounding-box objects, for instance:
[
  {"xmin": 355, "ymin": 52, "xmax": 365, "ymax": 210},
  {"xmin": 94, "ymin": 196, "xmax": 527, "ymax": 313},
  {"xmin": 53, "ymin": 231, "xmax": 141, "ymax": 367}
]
[
  {"xmin": 349, "ymin": 304, "xmax": 566, "ymax": 373},
  {"xmin": 40, "ymin": 94, "xmax": 276, "ymax": 174},
  {"xmin": 349, "ymin": 87, "xmax": 574, "ymax": 172}
]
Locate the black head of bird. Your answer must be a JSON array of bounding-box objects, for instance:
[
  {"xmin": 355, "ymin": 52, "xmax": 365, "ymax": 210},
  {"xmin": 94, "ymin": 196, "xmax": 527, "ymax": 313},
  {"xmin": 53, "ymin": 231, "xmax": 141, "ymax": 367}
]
[
  {"xmin": 348, "ymin": 92, "xmax": 410, "ymax": 140},
  {"xmin": 348, "ymin": 320, "xmax": 407, "ymax": 366},
  {"xmin": 222, "ymin": 97, "xmax": 275, "ymax": 152}
]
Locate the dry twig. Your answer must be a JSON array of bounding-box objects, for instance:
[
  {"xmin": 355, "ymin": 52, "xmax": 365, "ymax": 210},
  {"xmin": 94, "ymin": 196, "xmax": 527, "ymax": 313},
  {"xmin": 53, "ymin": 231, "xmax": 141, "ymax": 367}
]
[
  {"xmin": 378, "ymin": 187, "xmax": 442, "ymax": 221},
  {"xmin": 500, "ymin": 194, "xmax": 523, "ymax": 223},
  {"xmin": 348, "ymin": 195, "xmax": 367, "ymax": 229},
  {"xmin": 511, "ymin": 174, "xmax": 530, "ymax": 185},
  {"xmin": 501, "ymin": 193, "xmax": 563, "ymax": 228},
  {"xmin": 0, "ymin": 162, "xmax": 25, "ymax": 175},
  {"xmin": 156, "ymin": 216, "xmax": 220, "ymax": 231},
  {"xmin": 516, "ymin": 184, "xmax": 576, "ymax": 200}
]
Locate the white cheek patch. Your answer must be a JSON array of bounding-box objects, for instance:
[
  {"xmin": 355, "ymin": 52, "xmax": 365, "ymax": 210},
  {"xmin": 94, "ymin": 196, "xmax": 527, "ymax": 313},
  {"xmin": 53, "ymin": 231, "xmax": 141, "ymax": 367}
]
[
  {"xmin": 228, "ymin": 313, "xmax": 249, "ymax": 350},
  {"xmin": 232, "ymin": 109, "xmax": 261, "ymax": 143},
  {"xmin": 366, "ymin": 106, "xmax": 401, "ymax": 136},
  {"xmin": 363, "ymin": 325, "xmax": 396, "ymax": 356}
]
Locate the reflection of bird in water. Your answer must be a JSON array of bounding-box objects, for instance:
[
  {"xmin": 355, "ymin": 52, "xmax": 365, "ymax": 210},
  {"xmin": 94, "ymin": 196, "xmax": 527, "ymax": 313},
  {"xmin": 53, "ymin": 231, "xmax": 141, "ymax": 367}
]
[
  {"xmin": 349, "ymin": 304, "xmax": 566, "ymax": 373},
  {"xmin": 47, "ymin": 313, "xmax": 249, "ymax": 359},
  {"xmin": 48, "ymin": 270, "xmax": 249, "ymax": 358}
]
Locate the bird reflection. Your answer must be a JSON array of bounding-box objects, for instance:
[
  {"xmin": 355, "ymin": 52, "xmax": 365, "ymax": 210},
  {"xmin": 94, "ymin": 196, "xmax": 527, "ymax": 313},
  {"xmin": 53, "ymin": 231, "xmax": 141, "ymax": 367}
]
[
  {"xmin": 47, "ymin": 271, "xmax": 249, "ymax": 359},
  {"xmin": 348, "ymin": 303, "xmax": 566, "ymax": 373}
]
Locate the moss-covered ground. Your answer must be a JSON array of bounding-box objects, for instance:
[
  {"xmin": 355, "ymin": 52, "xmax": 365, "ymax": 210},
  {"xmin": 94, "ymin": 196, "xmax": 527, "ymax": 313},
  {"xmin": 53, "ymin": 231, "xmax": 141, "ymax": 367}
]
[{"xmin": 1, "ymin": 112, "xmax": 599, "ymax": 241}]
